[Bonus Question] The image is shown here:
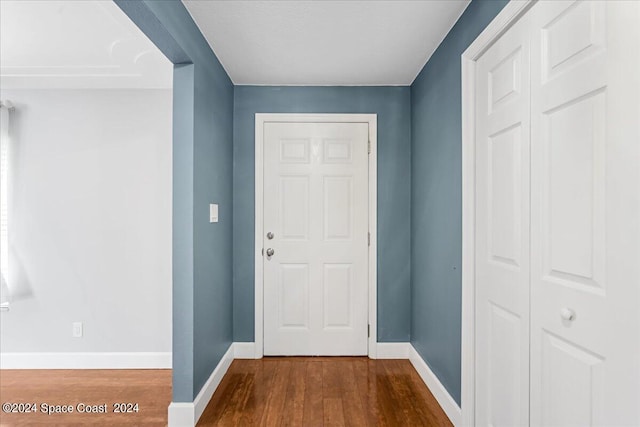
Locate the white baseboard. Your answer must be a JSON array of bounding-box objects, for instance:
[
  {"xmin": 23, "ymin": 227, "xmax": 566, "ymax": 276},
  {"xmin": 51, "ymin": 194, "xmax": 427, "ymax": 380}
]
[
  {"xmin": 167, "ymin": 402, "xmax": 195, "ymax": 427},
  {"xmin": 168, "ymin": 344, "xmax": 234, "ymax": 427},
  {"xmin": 233, "ymin": 342, "xmax": 257, "ymax": 359},
  {"xmin": 232, "ymin": 342, "xmax": 410, "ymax": 360},
  {"xmin": 0, "ymin": 352, "xmax": 171, "ymax": 369},
  {"xmin": 193, "ymin": 345, "xmax": 234, "ymax": 422},
  {"xmin": 375, "ymin": 342, "xmax": 410, "ymax": 359},
  {"xmin": 409, "ymin": 345, "xmax": 462, "ymax": 426}
]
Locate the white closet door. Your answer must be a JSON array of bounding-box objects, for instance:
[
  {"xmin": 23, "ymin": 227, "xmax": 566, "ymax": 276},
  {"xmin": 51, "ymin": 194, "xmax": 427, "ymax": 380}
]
[
  {"xmin": 530, "ymin": 1, "xmax": 640, "ymax": 425},
  {"xmin": 475, "ymin": 12, "xmax": 532, "ymax": 427}
]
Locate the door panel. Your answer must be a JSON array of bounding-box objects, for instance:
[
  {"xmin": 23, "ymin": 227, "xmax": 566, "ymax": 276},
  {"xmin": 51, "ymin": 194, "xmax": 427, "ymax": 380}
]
[
  {"xmin": 530, "ymin": 1, "xmax": 640, "ymax": 425},
  {"xmin": 323, "ymin": 176, "xmax": 352, "ymax": 239},
  {"xmin": 475, "ymin": 12, "xmax": 531, "ymax": 427},
  {"xmin": 540, "ymin": 330, "xmax": 604, "ymax": 427},
  {"xmin": 279, "ymin": 264, "xmax": 309, "ymax": 327},
  {"xmin": 280, "ymin": 176, "xmax": 309, "ymax": 239},
  {"xmin": 543, "ymin": 90, "xmax": 606, "ymax": 290},
  {"xmin": 323, "ymin": 263, "xmax": 352, "ymax": 327},
  {"xmin": 263, "ymin": 122, "xmax": 369, "ymax": 356},
  {"xmin": 488, "ymin": 303, "xmax": 523, "ymax": 426},
  {"xmin": 489, "ymin": 124, "xmax": 523, "ymax": 267}
]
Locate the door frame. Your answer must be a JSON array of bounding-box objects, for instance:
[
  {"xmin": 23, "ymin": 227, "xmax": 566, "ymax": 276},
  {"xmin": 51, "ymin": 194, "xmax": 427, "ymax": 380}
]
[
  {"xmin": 254, "ymin": 113, "xmax": 378, "ymax": 359},
  {"xmin": 460, "ymin": 1, "xmax": 534, "ymax": 425}
]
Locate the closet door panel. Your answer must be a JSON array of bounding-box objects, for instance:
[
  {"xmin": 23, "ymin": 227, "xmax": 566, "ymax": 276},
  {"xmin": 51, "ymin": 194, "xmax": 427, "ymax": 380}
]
[
  {"xmin": 530, "ymin": 1, "xmax": 640, "ymax": 425},
  {"xmin": 475, "ymin": 12, "xmax": 531, "ymax": 427}
]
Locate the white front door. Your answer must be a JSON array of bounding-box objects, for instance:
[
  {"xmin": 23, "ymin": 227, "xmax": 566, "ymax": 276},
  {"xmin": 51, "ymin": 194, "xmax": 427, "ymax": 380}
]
[
  {"xmin": 262, "ymin": 121, "xmax": 369, "ymax": 356},
  {"xmin": 529, "ymin": 1, "xmax": 640, "ymax": 425},
  {"xmin": 474, "ymin": 11, "xmax": 532, "ymax": 426}
]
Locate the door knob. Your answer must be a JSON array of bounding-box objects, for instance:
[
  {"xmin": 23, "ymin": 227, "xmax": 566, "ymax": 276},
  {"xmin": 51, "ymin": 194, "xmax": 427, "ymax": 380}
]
[
  {"xmin": 267, "ymin": 232, "xmax": 274, "ymax": 240},
  {"xmin": 266, "ymin": 248, "xmax": 275, "ymax": 257},
  {"xmin": 560, "ymin": 308, "xmax": 575, "ymax": 321}
]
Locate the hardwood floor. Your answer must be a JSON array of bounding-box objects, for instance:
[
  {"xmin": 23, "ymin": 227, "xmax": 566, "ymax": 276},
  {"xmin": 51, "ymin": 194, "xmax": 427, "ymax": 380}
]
[
  {"xmin": 0, "ymin": 369, "xmax": 171, "ymax": 426},
  {"xmin": 197, "ymin": 357, "xmax": 452, "ymax": 427},
  {"xmin": 0, "ymin": 358, "xmax": 451, "ymax": 426}
]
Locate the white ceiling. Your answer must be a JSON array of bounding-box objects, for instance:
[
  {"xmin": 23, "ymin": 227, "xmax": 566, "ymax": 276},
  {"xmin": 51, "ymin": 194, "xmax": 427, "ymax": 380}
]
[
  {"xmin": 0, "ymin": 1, "xmax": 172, "ymax": 90},
  {"xmin": 183, "ymin": 0, "xmax": 470, "ymax": 86}
]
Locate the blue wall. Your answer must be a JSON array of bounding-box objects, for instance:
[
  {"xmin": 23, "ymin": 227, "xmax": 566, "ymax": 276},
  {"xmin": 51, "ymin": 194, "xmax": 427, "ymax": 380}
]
[
  {"xmin": 120, "ymin": 0, "xmax": 507, "ymax": 408},
  {"xmin": 410, "ymin": 0, "xmax": 508, "ymax": 405},
  {"xmin": 116, "ymin": 0, "xmax": 234, "ymax": 402},
  {"xmin": 233, "ymin": 86, "xmax": 411, "ymax": 343}
]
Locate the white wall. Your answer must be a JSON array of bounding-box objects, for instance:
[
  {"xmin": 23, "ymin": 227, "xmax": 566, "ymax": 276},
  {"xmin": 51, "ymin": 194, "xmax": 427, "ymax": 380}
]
[{"xmin": 0, "ymin": 89, "xmax": 172, "ymax": 355}]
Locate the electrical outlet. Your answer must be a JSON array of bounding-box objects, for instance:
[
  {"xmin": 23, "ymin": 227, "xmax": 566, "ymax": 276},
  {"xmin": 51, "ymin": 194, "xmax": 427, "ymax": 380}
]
[{"xmin": 72, "ymin": 322, "xmax": 83, "ymax": 338}]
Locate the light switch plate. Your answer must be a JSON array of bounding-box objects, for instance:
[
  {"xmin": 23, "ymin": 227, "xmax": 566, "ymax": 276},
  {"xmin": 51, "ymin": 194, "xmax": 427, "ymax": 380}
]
[{"xmin": 209, "ymin": 204, "xmax": 219, "ymax": 223}]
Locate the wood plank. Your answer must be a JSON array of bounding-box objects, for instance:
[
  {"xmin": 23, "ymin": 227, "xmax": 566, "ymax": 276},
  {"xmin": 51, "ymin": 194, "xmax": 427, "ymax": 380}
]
[
  {"xmin": 372, "ymin": 361, "xmax": 408, "ymax": 426},
  {"xmin": 260, "ymin": 359, "xmax": 291, "ymax": 426},
  {"xmin": 197, "ymin": 369, "xmax": 244, "ymax": 425},
  {"xmin": 244, "ymin": 358, "xmax": 278, "ymax": 425},
  {"xmin": 322, "ymin": 359, "xmax": 344, "ymax": 400},
  {"xmin": 323, "ymin": 397, "xmax": 346, "ymax": 426},
  {"xmin": 302, "ymin": 360, "xmax": 324, "ymax": 427},
  {"xmin": 404, "ymin": 359, "xmax": 453, "ymax": 426},
  {"xmin": 279, "ymin": 360, "xmax": 306, "ymax": 426},
  {"xmin": 336, "ymin": 360, "xmax": 367, "ymax": 427},
  {"xmin": 214, "ymin": 372, "xmax": 254, "ymax": 426},
  {"xmin": 352, "ymin": 358, "xmax": 380, "ymax": 425},
  {"xmin": 383, "ymin": 359, "xmax": 440, "ymax": 426}
]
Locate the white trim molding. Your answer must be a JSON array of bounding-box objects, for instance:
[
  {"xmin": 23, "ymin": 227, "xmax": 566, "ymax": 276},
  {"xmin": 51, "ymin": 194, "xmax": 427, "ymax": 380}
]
[
  {"xmin": 409, "ymin": 345, "xmax": 461, "ymax": 426},
  {"xmin": 168, "ymin": 345, "xmax": 234, "ymax": 427},
  {"xmin": 460, "ymin": 1, "xmax": 534, "ymax": 425},
  {"xmin": 167, "ymin": 403, "xmax": 194, "ymax": 427},
  {"xmin": 254, "ymin": 113, "xmax": 378, "ymax": 359},
  {"xmin": 375, "ymin": 342, "xmax": 410, "ymax": 359},
  {"xmin": 0, "ymin": 352, "xmax": 171, "ymax": 369},
  {"xmin": 233, "ymin": 342, "xmax": 257, "ymax": 359}
]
